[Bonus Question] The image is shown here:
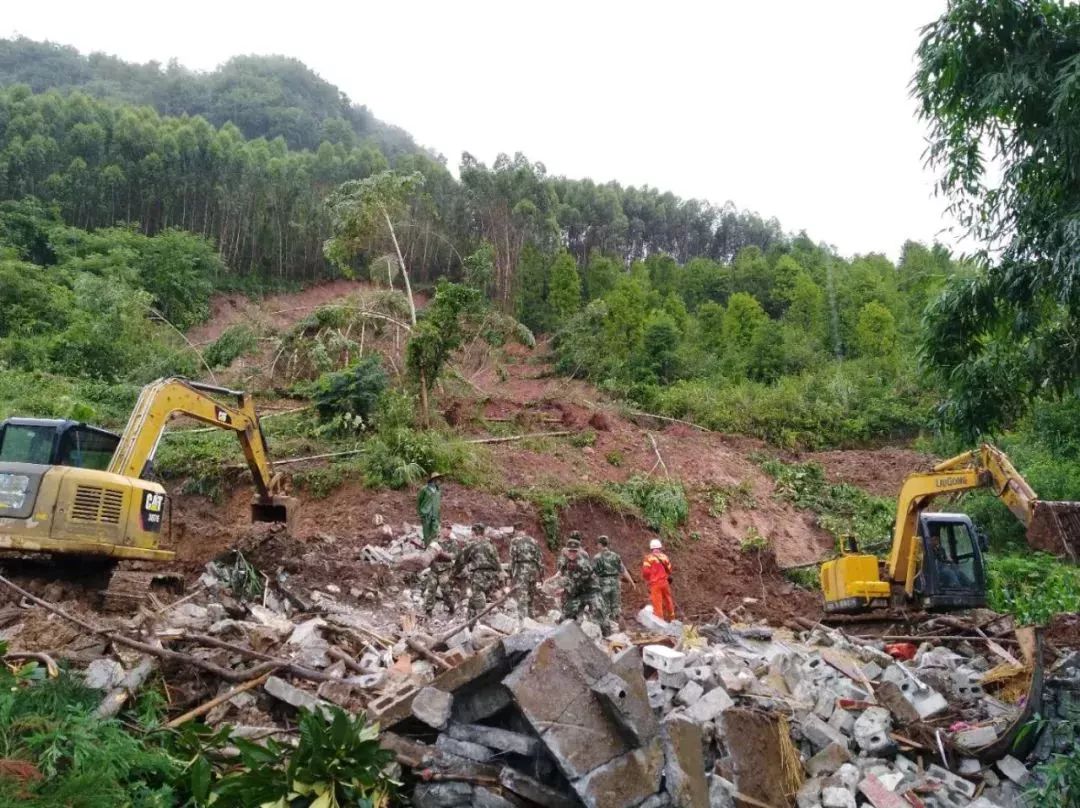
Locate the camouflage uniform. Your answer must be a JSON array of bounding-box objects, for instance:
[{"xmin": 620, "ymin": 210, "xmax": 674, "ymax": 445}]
[
  {"xmin": 509, "ymin": 532, "xmax": 543, "ymax": 618},
  {"xmin": 557, "ymin": 535, "xmax": 608, "ymax": 634},
  {"xmin": 455, "ymin": 527, "xmax": 503, "ymax": 619},
  {"xmin": 422, "ymin": 541, "xmax": 458, "ymax": 616},
  {"xmin": 593, "ymin": 538, "xmax": 623, "ymax": 626}
]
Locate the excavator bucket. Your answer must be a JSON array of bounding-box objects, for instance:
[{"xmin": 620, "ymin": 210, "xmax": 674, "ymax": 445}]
[
  {"xmin": 1027, "ymin": 501, "xmax": 1080, "ymax": 561},
  {"xmin": 251, "ymin": 495, "xmax": 298, "ymax": 532}
]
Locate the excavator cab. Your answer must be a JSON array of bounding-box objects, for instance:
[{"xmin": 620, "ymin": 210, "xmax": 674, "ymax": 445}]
[{"xmin": 914, "ymin": 513, "xmax": 987, "ymax": 610}]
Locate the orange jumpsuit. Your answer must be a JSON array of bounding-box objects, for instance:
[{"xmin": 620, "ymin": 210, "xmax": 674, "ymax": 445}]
[{"xmin": 642, "ymin": 550, "xmax": 676, "ymax": 621}]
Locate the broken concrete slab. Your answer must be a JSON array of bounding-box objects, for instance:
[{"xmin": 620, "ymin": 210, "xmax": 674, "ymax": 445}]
[
  {"xmin": 806, "ymin": 742, "xmax": 852, "ymax": 777},
  {"xmin": 503, "ymin": 621, "xmax": 629, "ymax": 779},
  {"xmin": 498, "ymin": 766, "xmax": 574, "ymax": 808},
  {"xmin": 609, "ymin": 646, "xmax": 659, "ymax": 742},
  {"xmin": 821, "ymin": 783, "xmax": 856, "ymax": 808},
  {"xmin": 995, "ymin": 755, "xmax": 1030, "ymax": 786},
  {"xmin": 874, "ymin": 680, "xmax": 920, "ymax": 725},
  {"xmin": 412, "ymin": 781, "xmax": 474, "ymax": 807},
  {"xmin": 472, "ymin": 786, "xmax": 519, "ymax": 808},
  {"xmin": 661, "ymin": 714, "xmax": 709, "ymax": 808},
  {"xmin": 684, "ymin": 685, "xmax": 733, "ymax": 724},
  {"xmin": 84, "ymin": 659, "xmax": 125, "ymax": 690},
  {"xmin": 593, "ymin": 671, "xmax": 654, "ymax": 745},
  {"xmin": 447, "ymin": 723, "xmax": 539, "ymax": 756},
  {"xmin": 573, "ymin": 736, "xmax": 665, "ymax": 808},
  {"xmin": 412, "ymin": 687, "xmax": 453, "ymax": 730},
  {"xmin": 828, "ymin": 707, "xmax": 855, "ymax": 736},
  {"xmin": 675, "ymin": 680, "xmax": 704, "ymax": 707},
  {"xmin": 926, "ymin": 763, "xmax": 976, "ymax": 799},
  {"xmin": 435, "ymin": 733, "xmax": 494, "ymax": 763},
  {"xmin": 801, "ymin": 714, "xmax": 850, "ymax": 752},
  {"xmin": 265, "ymin": 675, "xmax": 322, "ymax": 712},
  {"xmin": 501, "ymin": 630, "xmax": 546, "ymax": 657}
]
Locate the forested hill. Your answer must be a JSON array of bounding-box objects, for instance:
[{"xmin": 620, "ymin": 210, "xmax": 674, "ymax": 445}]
[
  {"xmin": 0, "ymin": 37, "xmax": 419, "ymax": 156},
  {"xmin": 0, "ymin": 37, "xmax": 795, "ymax": 288}
]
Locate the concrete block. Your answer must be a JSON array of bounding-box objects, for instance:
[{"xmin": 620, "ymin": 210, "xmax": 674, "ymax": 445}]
[
  {"xmin": 813, "ymin": 688, "xmax": 835, "ymax": 720},
  {"xmin": 709, "ymin": 775, "xmax": 736, "ymax": 808},
  {"xmin": 801, "ymin": 714, "xmax": 850, "ymax": 753},
  {"xmin": 447, "ymin": 723, "xmax": 538, "ymax": 756},
  {"xmin": 498, "ymin": 767, "xmax": 571, "ymax": 808},
  {"xmin": 685, "ymin": 685, "xmax": 734, "ymax": 724},
  {"xmin": 503, "ymin": 621, "xmax": 629, "ymax": 778},
  {"xmin": 435, "ymin": 734, "xmax": 493, "ymax": 762},
  {"xmin": 84, "ymin": 659, "xmax": 125, "ymax": 690},
  {"xmin": 805, "ymin": 742, "xmax": 852, "ymax": 777},
  {"xmin": 995, "ymin": 755, "xmax": 1030, "ymax": 786},
  {"xmin": 954, "ymin": 724, "xmax": 998, "ymax": 748},
  {"xmin": 853, "ymin": 707, "xmax": 893, "ymax": 755},
  {"xmin": 661, "ymin": 715, "xmax": 709, "ymax": 808},
  {"xmin": 828, "ymin": 707, "xmax": 855, "ymax": 736},
  {"xmin": 264, "ymin": 675, "xmax": 322, "ymax": 711},
  {"xmin": 660, "ymin": 670, "xmax": 689, "ymax": 689},
  {"xmin": 857, "ymin": 773, "xmax": 907, "ymax": 808},
  {"xmin": 927, "ymin": 763, "xmax": 976, "ymax": 798},
  {"xmin": 796, "ymin": 777, "xmax": 821, "ymax": 808},
  {"xmin": 501, "ymin": 630, "xmax": 547, "ymax": 657},
  {"xmin": 413, "ymin": 781, "xmax": 474, "ymax": 807},
  {"xmin": 833, "ymin": 763, "xmax": 859, "ymax": 792},
  {"xmin": 821, "ymin": 784, "xmax": 855, "ymax": 808},
  {"xmin": 881, "ymin": 665, "xmax": 947, "ymax": 719},
  {"xmin": 676, "ymin": 680, "xmax": 705, "ymax": 707},
  {"xmin": 684, "ymin": 665, "xmax": 715, "ymax": 686},
  {"xmin": 573, "ymin": 736, "xmax": 665, "ymax": 808},
  {"xmin": 643, "ymin": 644, "xmax": 687, "ymax": 674},
  {"xmin": 958, "ymin": 758, "xmax": 982, "ymax": 775},
  {"xmin": 647, "ymin": 679, "xmax": 667, "ymax": 710},
  {"xmin": 637, "ymin": 794, "xmax": 674, "ymax": 808},
  {"xmin": 472, "ymin": 786, "xmax": 517, "ymax": 808},
  {"xmin": 412, "ymin": 687, "xmax": 453, "ymax": 730},
  {"xmin": 861, "ymin": 660, "xmax": 884, "ymax": 681}
]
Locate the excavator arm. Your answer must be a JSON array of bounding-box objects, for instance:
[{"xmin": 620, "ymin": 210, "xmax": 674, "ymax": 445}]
[
  {"xmin": 107, "ymin": 378, "xmax": 294, "ymax": 526},
  {"xmin": 886, "ymin": 444, "xmax": 1080, "ymax": 591}
]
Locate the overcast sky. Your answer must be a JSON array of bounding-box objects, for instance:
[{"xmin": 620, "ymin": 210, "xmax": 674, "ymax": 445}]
[{"xmin": 5, "ymin": 0, "xmax": 956, "ymax": 259}]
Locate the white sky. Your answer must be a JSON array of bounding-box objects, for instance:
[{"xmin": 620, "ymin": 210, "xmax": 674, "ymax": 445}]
[{"xmin": 4, "ymin": 0, "xmax": 960, "ymax": 260}]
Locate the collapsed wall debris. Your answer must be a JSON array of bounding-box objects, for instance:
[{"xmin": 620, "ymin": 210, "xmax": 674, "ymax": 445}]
[{"xmin": 0, "ymin": 518, "xmax": 1076, "ymax": 807}]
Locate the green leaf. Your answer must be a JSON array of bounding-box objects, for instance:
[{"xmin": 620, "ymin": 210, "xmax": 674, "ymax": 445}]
[{"xmin": 190, "ymin": 755, "xmax": 212, "ymax": 805}]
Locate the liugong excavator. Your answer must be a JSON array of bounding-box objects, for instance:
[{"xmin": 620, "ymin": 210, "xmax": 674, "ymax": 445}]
[
  {"xmin": 0, "ymin": 378, "xmax": 295, "ymax": 563},
  {"xmin": 821, "ymin": 444, "xmax": 1080, "ymax": 614}
]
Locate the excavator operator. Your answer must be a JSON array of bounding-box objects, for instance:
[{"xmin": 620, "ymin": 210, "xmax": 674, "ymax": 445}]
[{"xmin": 928, "ymin": 526, "xmax": 973, "ymax": 588}]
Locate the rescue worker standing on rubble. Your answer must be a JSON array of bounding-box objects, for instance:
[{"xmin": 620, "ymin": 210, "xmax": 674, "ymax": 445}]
[
  {"xmin": 422, "ymin": 533, "xmax": 458, "ymax": 617},
  {"xmin": 455, "ymin": 523, "xmax": 503, "ymax": 619},
  {"xmin": 417, "ymin": 473, "xmax": 442, "ymax": 546},
  {"xmin": 509, "ymin": 524, "xmax": 543, "ymax": 618},
  {"xmin": 557, "ymin": 532, "xmax": 610, "ymax": 636},
  {"xmin": 592, "ymin": 535, "xmax": 624, "ymax": 630},
  {"xmin": 642, "ymin": 537, "xmax": 676, "ymax": 621}
]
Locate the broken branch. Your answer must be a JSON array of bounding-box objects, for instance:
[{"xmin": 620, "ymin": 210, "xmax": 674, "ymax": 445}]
[
  {"xmin": 165, "ymin": 670, "xmax": 278, "ymax": 728},
  {"xmin": 466, "ymin": 431, "xmax": 573, "ymax": 445}
]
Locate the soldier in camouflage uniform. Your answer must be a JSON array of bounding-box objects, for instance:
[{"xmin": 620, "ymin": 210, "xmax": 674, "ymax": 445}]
[
  {"xmin": 454, "ymin": 523, "xmax": 503, "ymax": 619},
  {"xmin": 556, "ymin": 532, "xmax": 609, "ymax": 635},
  {"xmin": 592, "ymin": 535, "xmax": 624, "ymax": 629},
  {"xmin": 509, "ymin": 526, "xmax": 543, "ymax": 618},
  {"xmin": 422, "ymin": 538, "xmax": 458, "ymax": 616}
]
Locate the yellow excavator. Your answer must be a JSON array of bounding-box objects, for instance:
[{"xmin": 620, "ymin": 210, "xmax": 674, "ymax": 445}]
[
  {"xmin": 0, "ymin": 378, "xmax": 295, "ymax": 563},
  {"xmin": 821, "ymin": 444, "xmax": 1080, "ymax": 614}
]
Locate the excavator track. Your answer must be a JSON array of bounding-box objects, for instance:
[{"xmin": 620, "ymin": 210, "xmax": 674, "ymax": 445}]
[{"xmin": 102, "ymin": 563, "xmax": 184, "ymax": 612}]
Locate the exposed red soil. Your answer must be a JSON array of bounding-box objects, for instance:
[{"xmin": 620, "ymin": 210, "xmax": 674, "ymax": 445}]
[{"xmin": 798, "ymin": 447, "xmax": 938, "ymax": 496}]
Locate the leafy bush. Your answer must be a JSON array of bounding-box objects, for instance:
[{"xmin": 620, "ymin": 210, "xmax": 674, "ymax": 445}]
[
  {"xmin": 174, "ymin": 707, "xmax": 397, "ymax": 807},
  {"xmin": 758, "ymin": 456, "xmax": 895, "ymax": 555},
  {"xmin": 986, "ymin": 554, "xmax": 1080, "ymax": 625},
  {"xmin": 610, "ymin": 475, "xmax": 689, "ymax": 533},
  {"xmin": 740, "ymin": 527, "xmax": 769, "ymax": 553},
  {"xmin": 203, "ymin": 325, "xmax": 259, "ymax": 369},
  {"xmin": 785, "ymin": 566, "xmax": 821, "ymax": 590},
  {"xmin": 312, "ymin": 356, "xmax": 389, "ymax": 426}
]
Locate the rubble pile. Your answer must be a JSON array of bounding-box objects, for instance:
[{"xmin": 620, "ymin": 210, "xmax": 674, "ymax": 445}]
[
  {"xmin": 361, "ymin": 522, "xmax": 515, "ymax": 567},
  {"xmin": 0, "ymin": 517, "xmax": 1076, "ymax": 807}
]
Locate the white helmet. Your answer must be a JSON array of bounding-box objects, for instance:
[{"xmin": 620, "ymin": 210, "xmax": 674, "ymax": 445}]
[{"xmin": 649, "ymin": 539, "xmax": 663, "ymax": 551}]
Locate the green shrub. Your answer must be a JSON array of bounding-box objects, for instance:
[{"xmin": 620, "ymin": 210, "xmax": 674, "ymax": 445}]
[
  {"xmin": 784, "ymin": 566, "xmax": 821, "ymax": 590},
  {"xmin": 708, "ymin": 481, "xmax": 756, "ymax": 516},
  {"xmin": 740, "ymin": 527, "xmax": 769, "ymax": 553},
  {"xmin": 570, "ymin": 430, "xmax": 597, "ymax": 448},
  {"xmin": 986, "ymin": 554, "xmax": 1080, "ymax": 625},
  {"xmin": 204, "ymin": 324, "xmax": 259, "ymax": 369},
  {"xmin": 610, "ymin": 475, "xmax": 689, "ymax": 533},
  {"xmin": 312, "ymin": 356, "xmax": 389, "ymax": 425},
  {"xmin": 605, "ymin": 450, "xmax": 623, "ymax": 467},
  {"xmin": 292, "ymin": 462, "xmax": 357, "ymax": 499}
]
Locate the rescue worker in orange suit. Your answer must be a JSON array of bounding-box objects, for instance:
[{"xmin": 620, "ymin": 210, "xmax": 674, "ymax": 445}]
[{"xmin": 642, "ymin": 538, "xmax": 676, "ymax": 621}]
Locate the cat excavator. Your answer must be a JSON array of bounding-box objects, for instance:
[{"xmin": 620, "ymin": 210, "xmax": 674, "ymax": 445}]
[
  {"xmin": 821, "ymin": 444, "xmax": 1080, "ymax": 614},
  {"xmin": 0, "ymin": 378, "xmax": 295, "ymax": 569}
]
